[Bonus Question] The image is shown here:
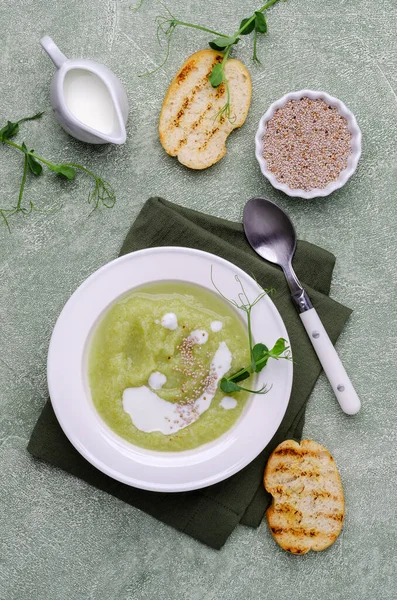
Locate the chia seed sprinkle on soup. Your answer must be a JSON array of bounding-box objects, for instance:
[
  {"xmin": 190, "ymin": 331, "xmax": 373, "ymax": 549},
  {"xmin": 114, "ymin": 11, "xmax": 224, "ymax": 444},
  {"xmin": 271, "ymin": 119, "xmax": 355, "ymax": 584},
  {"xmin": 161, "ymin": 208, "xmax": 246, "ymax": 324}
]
[{"xmin": 262, "ymin": 98, "xmax": 352, "ymax": 191}]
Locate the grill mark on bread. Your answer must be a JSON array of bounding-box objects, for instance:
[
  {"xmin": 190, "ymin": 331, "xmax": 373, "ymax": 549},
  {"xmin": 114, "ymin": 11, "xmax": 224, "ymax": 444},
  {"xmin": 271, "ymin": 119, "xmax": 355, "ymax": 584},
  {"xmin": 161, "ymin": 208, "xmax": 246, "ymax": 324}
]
[
  {"xmin": 173, "ymin": 108, "xmax": 185, "ymax": 127},
  {"xmin": 171, "ymin": 57, "xmax": 222, "ymax": 128},
  {"xmin": 274, "ymin": 447, "xmax": 326, "ymax": 459},
  {"xmin": 310, "ymin": 489, "xmax": 340, "ymax": 501},
  {"xmin": 273, "ymin": 508, "xmax": 343, "ymax": 523},
  {"xmin": 299, "ymin": 470, "xmax": 318, "ymax": 478},
  {"xmin": 215, "ymin": 83, "xmax": 226, "ymax": 97},
  {"xmin": 198, "ymin": 127, "xmax": 220, "ymax": 152},
  {"xmin": 174, "ymin": 100, "xmax": 214, "ymax": 151},
  {"xmin": 275, "ymin": 504, "xmax": 302, "ymax": 516},
  {"xmin": 176, "ymin": 95, "xmax": 225, "ymax": 153},
  {"xmin": 190, "ymin": 102, "xmax": 214, "ymax": 133},
  {"xmin": 176, "ymin": 60, "xmax": 197, "ymax": 84},
  {"xmin": 271, "ymin": 526, "xmax": 321, "ymax": 537},
  {"xmin": 190, "ymin": 113, "xmax": 205, "ymax": 131},
  {"xmin": 326, "ymin": 512, "xmax": 344, "ymax": 522},
  {"xmin": 196, "ymin": 81, "xmax": 228, "ymax": 143},
  {"xmin": 170, "ymin": 56, "xmax": 225, "ymax": 148},
  {"xmin": 172, "ymin": 86, "xmax": 199, "ymax": 125},
  {"xmin": 175, "ymin": 137, "xmax": 188, "ymax": 150},
  {"xmin": 274, "ymin": 463, "xmax": 289, "ymax": 473},
  {"xmin": 189, "ymin": 81, "xmax": 226, "ymax": 132},
  {"xmin": 275, "ymin": 447, "xmax": 300, "ymax": 456},
  {"xmin": 171, "ymin": 80, "xmax": 204, "ymax": 128},
  {"xmin": 269, "ymin": 486, "xmax": 340, "ymax": 504}
]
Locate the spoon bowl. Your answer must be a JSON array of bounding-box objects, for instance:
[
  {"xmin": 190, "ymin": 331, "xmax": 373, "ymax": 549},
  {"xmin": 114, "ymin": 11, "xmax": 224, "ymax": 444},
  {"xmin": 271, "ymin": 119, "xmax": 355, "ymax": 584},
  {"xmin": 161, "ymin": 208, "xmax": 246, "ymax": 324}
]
[{"xmin": 243, "ymin": 197, "xmax": 297, "ymax": 267}]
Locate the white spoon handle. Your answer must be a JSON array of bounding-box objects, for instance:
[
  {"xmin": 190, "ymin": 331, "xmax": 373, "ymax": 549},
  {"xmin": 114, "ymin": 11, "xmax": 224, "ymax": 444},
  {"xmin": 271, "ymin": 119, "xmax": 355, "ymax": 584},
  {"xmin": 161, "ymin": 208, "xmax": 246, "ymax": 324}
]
[{"xmin": 299, "ymin": 308, "xmax": 361, "ymax": 415}]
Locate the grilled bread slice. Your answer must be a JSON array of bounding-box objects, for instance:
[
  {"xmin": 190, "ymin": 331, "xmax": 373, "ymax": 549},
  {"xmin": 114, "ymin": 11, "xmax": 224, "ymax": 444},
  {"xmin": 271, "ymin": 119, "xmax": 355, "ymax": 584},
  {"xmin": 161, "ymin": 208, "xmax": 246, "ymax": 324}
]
[
  {"xmin": 264, "ymin": 440, "xmax": 344, "ymax": 555},
  {"xmin": 159, "ymin": 49, "xmax": 252, "ymax": 169}
]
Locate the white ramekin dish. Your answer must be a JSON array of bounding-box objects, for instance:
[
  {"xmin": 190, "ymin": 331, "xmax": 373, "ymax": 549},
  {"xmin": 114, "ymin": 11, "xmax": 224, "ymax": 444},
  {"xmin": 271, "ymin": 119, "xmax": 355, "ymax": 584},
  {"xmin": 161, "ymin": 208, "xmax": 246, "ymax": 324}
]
[{"xmin": 255, "ymin": 89, "xmax": 362, "ymax": 199}]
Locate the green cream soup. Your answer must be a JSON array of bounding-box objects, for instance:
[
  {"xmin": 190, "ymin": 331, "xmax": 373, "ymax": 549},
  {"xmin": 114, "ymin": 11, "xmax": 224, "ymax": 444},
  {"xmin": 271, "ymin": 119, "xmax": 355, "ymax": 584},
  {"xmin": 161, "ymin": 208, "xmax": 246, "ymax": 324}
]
[{"xmin": 88, "ymin": 282, "xmax": 250, "ymax": 451}]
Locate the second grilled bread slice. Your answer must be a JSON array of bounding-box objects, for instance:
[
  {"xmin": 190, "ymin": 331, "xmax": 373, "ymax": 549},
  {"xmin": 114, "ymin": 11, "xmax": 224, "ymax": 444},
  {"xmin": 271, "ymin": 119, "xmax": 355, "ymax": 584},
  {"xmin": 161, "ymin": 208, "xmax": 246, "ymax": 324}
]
[{"xmin": 264, "ymin": 439, "xmax": 344, "ymax": 554}]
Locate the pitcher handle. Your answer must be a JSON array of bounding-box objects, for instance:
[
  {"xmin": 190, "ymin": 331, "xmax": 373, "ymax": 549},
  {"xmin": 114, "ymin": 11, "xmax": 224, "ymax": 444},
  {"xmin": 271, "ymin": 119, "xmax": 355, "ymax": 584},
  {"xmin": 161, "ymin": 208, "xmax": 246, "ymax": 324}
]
[{"xmin": 40, "ymin": 36, "xmax": 67, "ymax": 68}]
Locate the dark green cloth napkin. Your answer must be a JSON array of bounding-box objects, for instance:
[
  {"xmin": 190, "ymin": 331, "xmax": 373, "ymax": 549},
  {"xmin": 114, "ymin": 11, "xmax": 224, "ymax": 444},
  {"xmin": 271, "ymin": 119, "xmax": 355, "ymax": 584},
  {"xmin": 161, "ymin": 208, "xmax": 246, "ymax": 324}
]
[{"xmin": 28, "ymin": 197, "xmax": 352, "ymax": 549}]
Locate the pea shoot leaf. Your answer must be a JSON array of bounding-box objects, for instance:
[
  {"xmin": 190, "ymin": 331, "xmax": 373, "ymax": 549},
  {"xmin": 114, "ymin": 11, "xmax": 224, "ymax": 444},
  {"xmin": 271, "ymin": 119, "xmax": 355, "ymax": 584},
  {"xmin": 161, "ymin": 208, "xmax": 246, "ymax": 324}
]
[
  {"xmin": 209, "ymin": 63, "xmax": 224, "ymax": 87},
  {"xmin": 0, "ymin": 113, "xmax": 43, "ymax": 142},
  {"xmin": 254, "ymin": 11, "xmax": 267, "ymax": 34},
  {"xmin": 209, "ymin": 35, "xmax": 239, "ymax": 49},
  {"xmin": 230, "ymin": 370, "xmax": 251, "ymax": 384},
  {"xmin": 21, "ymin": 143, "xmax": 42, "ymax": 176},
  {"xmin": 269, "ymin": 337, "xmax": 288, "ymax": 357},
  {"xmin": 47, "ymin": 163, "xmax": 76, "ymax": 180},
  {"xmin": 252, "ymin": 343, "xmax": 269, "ymax": 372},
  {"xmin": 0, "ymin": 111, "xmax": 114, "ymax": 231},
  {"xmin": 219, "ymin": 338, "xmax": 290, "ymax": 395},
  {"xmin": 239, "ymin": 17, "xmax": 255, "ymax": 35},
  {"xmin": 220, "ymin": 379, "xmax": 242, "ymax": 393},
  {"xmin": 208, "ymin": 41, "xmax": 225, "ymax": 51},
  {"xmin": 0, "ymin": 121, "xmax": 19, "ymax": 141},
  {"xmin": 27, "ymin": 154, "xmax": 43, "ymax": 176}
]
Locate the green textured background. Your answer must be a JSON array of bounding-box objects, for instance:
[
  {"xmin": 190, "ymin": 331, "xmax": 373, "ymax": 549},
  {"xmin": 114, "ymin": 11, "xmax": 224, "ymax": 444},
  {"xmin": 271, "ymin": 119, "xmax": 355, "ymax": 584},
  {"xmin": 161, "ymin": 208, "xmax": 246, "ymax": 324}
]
[{"xmin": 1, "ymin": 0, "xmax": 396, "ymax": 598}]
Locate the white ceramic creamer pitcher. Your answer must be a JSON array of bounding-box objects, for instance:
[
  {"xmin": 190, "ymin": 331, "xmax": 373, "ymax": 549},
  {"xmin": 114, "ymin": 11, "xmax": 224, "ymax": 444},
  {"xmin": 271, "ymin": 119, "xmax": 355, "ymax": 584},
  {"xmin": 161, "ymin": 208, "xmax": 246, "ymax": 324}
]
[{"xmin": 40, "ymin": 36, "xmax": 128, "ymax": 144}]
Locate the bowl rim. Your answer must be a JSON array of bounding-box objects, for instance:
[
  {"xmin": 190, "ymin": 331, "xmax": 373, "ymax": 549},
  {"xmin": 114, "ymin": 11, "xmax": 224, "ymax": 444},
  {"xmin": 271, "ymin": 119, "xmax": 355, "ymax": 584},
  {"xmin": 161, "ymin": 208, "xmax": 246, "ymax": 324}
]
[{"xmin": 254, "ymin": 89, "xmax": 362, "ymax": 199}]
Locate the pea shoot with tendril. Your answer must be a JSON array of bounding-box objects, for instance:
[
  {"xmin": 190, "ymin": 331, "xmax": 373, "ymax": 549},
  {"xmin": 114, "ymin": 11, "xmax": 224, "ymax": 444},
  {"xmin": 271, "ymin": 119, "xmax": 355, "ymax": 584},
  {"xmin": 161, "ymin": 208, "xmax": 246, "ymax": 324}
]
[
  {"xmin": 211, "ymin": 268, "xmax": 291, "ymax": 395},
  {"xmin": 134, "ymin": 0, "xmax": 286, "ymax": 121},
  {"xmin": 0, "ymin": 112, "xmax": 116, "ymax": 232}
]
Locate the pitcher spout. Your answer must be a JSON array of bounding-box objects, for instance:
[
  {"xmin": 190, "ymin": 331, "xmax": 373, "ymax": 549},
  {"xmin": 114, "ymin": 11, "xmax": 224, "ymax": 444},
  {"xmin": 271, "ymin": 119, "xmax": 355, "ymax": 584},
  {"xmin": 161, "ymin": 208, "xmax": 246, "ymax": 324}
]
[
  {"xmin": 108, "ymin": 106, "xmax": 127, "ymax": 145},
  {"xmin": 90, "ymin": 125, "xmax": 126, "ymax": 145}
]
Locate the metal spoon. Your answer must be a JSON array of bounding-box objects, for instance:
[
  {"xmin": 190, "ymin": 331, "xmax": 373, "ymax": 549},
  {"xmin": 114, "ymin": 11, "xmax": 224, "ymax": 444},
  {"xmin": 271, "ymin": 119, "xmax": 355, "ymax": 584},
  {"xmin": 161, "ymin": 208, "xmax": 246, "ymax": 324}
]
[{"xmin": 243, "ymin": 196, "xmax": 361, "ymax": 415}]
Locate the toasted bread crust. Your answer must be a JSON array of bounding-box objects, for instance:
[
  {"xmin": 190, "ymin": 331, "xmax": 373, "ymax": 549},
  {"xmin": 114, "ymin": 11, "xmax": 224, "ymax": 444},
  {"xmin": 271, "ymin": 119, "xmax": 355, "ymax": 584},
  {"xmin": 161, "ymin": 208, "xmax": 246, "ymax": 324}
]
[
  {"xmin": 159, "ymin": 50, "xmax": 252, "ymax": 169},
  {"xmin": 264, "ymin": 440, "xmax": 344, "ymax": 555}
]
